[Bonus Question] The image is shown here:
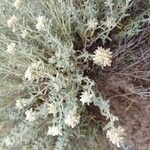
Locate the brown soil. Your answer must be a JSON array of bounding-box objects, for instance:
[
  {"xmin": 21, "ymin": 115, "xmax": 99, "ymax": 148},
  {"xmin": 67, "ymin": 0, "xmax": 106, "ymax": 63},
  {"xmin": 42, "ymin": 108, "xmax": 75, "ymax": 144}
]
[
  {"xmin": 97, "ymin": 76, "xmax": 150, "ymax": 150},
  {"xmin": 86, "ymin": 64, "xmax": 150, "ymax": 150},
  {"xmin": 84, "ymin": 25, "xmax": 150, "ymax": 150}
]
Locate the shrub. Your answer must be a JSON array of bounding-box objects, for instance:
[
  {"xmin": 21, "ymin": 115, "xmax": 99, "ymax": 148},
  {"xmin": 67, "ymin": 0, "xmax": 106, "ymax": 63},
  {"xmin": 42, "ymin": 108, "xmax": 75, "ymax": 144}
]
[{"xmin": 1, "ymin": 0, "xmax": 148, "ymax": 149}]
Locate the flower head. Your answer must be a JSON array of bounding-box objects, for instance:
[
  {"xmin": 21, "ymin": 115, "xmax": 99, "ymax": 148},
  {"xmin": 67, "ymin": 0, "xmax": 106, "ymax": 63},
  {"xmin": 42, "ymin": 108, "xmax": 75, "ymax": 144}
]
[
  {"xmin": 47, "ymin": 126, "xmax": 62, "ymax": 136},
  {"xmin": 6, "ymin": 42, "xmax": 16, "ymax": 55},
  {"xmin": 16, "ymin": 99, "xmax": 23, "ymax": 109},
  {"xmin": 106, "ymin": 126, "xmax": 125, "ymax": 148},
  {"xmin": 24, "ymin": 60, "xmax": 45, "ymax": 82},
  {"xmin": 14, "ymin": 0, "xmax": 22, "ymax": 9},
  {"xmin": 64, "ymin": 109, "xmax": 80, "ymax": 128},
  {"xmin": 4, "ymin": 137, "xmax": 14, "ymax": 146},
  {"xmin": 47, "ymin": 103, "xmax": 58, "ymax": 117},
  {"xmin": 80, "ymin": 91, "xmax": 93, "ymax": 105},
  {"xmin": 15, "ymin": 99, "xmax": 28, "ymax": 110},
  {"xmin": 104, "ymin": 17, "xmax": 116, "ymax": 29},
  {"xmin": 21, "ymin": 29, "xmax": 28, "ymax": 39},
  {"xmin": 7, "ymin": 15, "xmax": 18, "ymax": 32},
  {"xmin": 87, "ymin": 18, "xmax": 98, "ymax": 30},
  {"xmin": 36, "ymin": 16, "xmax": 46, "ymax": 31},
  {"xmin": 93, "ymin": 47, "xmax": 113, "ymax": 68},
  {"xmin": 25, "ymin": 108, "xmax": 36, "ymax": 122}
]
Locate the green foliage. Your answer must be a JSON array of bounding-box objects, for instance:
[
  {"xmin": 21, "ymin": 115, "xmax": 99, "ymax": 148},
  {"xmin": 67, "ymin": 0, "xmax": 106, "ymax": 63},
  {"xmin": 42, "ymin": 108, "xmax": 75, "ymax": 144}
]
[{"xmin": 1, "ymin": 0, "xmax": 148, "ymax": 149}]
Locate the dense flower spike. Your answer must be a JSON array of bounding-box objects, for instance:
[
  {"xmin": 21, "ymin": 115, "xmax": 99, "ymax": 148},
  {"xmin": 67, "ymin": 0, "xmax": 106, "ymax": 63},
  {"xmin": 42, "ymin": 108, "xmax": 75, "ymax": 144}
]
[
  {"xmin": 7, "ymin": 15, "xmax": 18, "ymax": 32},
  {"xmin": 47, "ymin": 126, "xmax": 62, "ymax": 136},
  {"xmin": 80, "ymin": 91, "xmax": 93, "ymax": 105},
  {"xmin": 106, "ymin": 126, "xmax": 125, "ymax": 148},
  {"xmin": 64, "ymin": 110, "xmax": 80, "ymax": 128},
  {"xmin": 93, "ymin": 47, "xmax": 113, "ymax": 68},
  {"xmin": 25, "ymin": 108, "xmax": 36, "ymax": 122}
]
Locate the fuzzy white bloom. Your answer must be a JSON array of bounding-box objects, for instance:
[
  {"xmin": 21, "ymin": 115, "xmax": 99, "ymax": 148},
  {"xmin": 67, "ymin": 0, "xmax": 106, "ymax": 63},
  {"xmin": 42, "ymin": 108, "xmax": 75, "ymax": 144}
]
[
  {"xmin": 7, "ymin": 15, "xmax": 18, "ymax": 32},
  {"xmin": 15, "ymin": 99, "xmax": 28, "ymax": 110},
  {"xmin": 4, "ymin": 137, "xmax": 14, "ymax": 146},
  {"xmin": 25, "ymin": 108, "xmax": 36, "ymax": 122},
  {"xmin": 47, "ymin": 126, "xmax": 62, "ymax": 136},
  {"xmin": 36, "ymin": 16, "xmax": 46, "ymax": 31},
  {"xmin": 80, "ymin": 91, "xmax": 93, "ymax": 105},
  {"xmin": 16, "ymin": 99, "xmax": 23, "ymax": 109},
  {"xmin": 106, "ymin": 126, "xmax": 125, "ymax": 148},
  {"xmin": 24, "ymin": 60, "xmax": 44, "ymax": 82},
  {"xmin": 93, "ymin": 47, "xmax": 113, "ymax": 68},
  {"xmin": 6, "ymin": 42, "xmax": 16, "ymax": 55},
  {"xmin": 64, "ymin": 110, "xmax": 80, "ymax": 128},
  {"xmin": 87, "ymin": 18, "xmax": 98, "ymax": 30},
  {"xmin": 21, "ymin": 29, "xmax": 28, "ymax": 39},
  {"xmin": 104, "ymin": 17, "xmax": 116, "ymax": 29},
  {"xmin": 14, "ymin": 0, "xmax": 22, "ymax": 9},
  {"xmin": 47, "ymin": 103, "xmax": 58, "ymax": 117}
]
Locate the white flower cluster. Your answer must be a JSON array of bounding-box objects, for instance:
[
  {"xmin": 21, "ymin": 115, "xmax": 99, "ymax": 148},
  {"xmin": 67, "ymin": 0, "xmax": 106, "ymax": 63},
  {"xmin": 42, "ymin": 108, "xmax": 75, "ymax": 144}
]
[
  {"xmin": 4, "ymin": 137, "xmax": 14, "ymax": 146},
  {"xmin": 36, "ymin": 16, "xmax": 47, "ymax": 31},
  {"xmin": 25, "ymin": 108, "xmax": 36, "ymax": 122},
  {"xmin": 87, "ymin": 18, "xmax": 98, "ymax": 30},
  {"xmin": 24, "ymin": 60, "xmax": 45, "ymax": 82},
  {"xmin": 104, "ymin": 17, "xmax": 116, "ymax": 29},
  {"xmin": 64, "ymin": 109, "xmax": 80, "ymax": 128},
  {"xmin": 80, "ymin": 91, "xmax": 93, "ymax": 105},
  {"xmin": 21, "ymin": 30, "xmax": 28, "ymax": 39},
  {"xmin": 93, "ymin": 47, "xmax": 113, "ymax": 68},
  {"xmin": 16, "ymin": 98, "xmax": 28, "ymax": 109},
  {"xmin": 14, "ymin": 0, "xmax": 22, "ymax": 10},
  {"xmin": 47, "ymin": 126, "xmax": 62, "ymax": 136},
  {"xmin": 106, "ymin": 126, "xmax": 125, "ymax": 148},
  {"xmin": 47, "ymin": 103, "xmax": 58, "ymax": 117},
  {"xmin": 7, "ymin": 15, "xmax": 18, "ymax": 32},
  {"xmin": 6, "ymin": 42, "xmax": 16, "ymax": 55}
]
